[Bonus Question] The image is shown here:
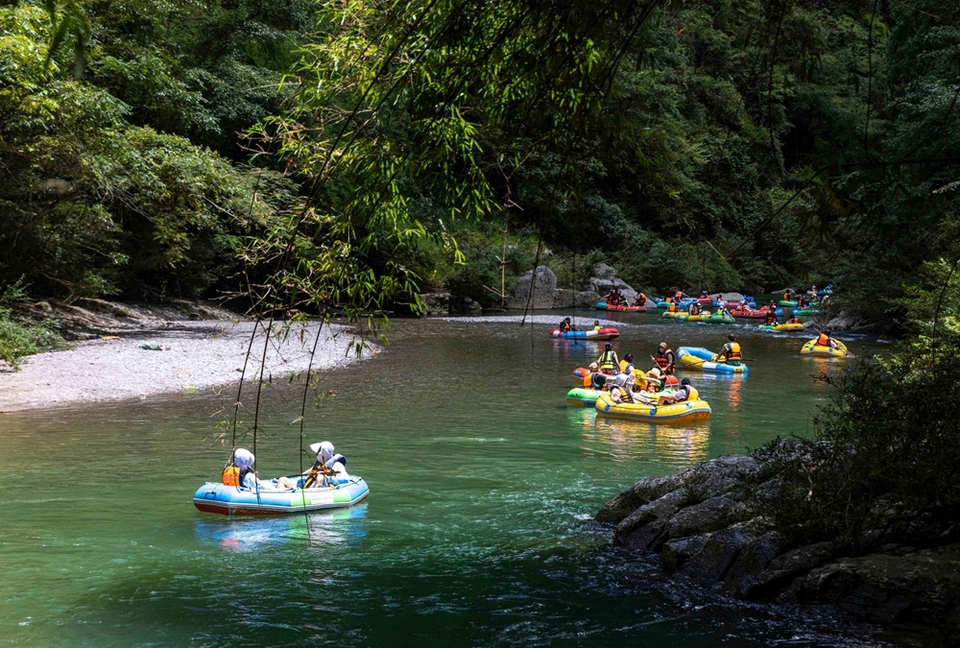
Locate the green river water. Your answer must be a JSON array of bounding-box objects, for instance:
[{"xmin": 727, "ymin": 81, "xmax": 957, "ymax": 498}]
[{"xmin": 0, "ymin": 312, "xmax": 888, "ymax": 647}]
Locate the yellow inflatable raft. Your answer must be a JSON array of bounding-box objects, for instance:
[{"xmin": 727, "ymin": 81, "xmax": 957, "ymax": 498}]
[
  {"xmin": 759, "ymin": 322, "xmax": 804, "ymax": 332},
  {"xmin": 594, "ymin": 392, "xmax": 711, "ymax": 423},
  {"xmin": 800, "ymin": 338, "xmax": 852, "ymax": 358}
]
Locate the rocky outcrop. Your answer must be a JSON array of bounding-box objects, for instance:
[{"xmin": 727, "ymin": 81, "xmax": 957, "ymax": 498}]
[
  {"xmin": 552, "ymin": 289, "xmax": 602, "ymax": 309},
  {"xmin": 597, "ymin": 446, "xmax": 960, "ymax": 643},
  {"xmin": 508, "ymin": 265, "xmax": 558, "ymax": 309},
  {"xmin": 825, "ymin": 310, "xmax": 880, "ymax": 333},
  {"xmin": 419, "ymin": 292, "xmax": 451, "ymax": 315},
  {"xmin": 449, "ymin": 295, "xmax": 482, "ymax": 314}
]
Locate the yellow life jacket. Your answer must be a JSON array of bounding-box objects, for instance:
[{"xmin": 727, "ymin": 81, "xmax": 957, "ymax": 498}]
[
  {"xmin": 725, "ymin": 342, "xmax": 742, "ymax": 361},
  {"xmin": 599, "ymin": 350, "xmax": 617, "ymax": 371},
  {"xmin": 686, "ymin": 386, "xmax": 700, "ymax": 401}
]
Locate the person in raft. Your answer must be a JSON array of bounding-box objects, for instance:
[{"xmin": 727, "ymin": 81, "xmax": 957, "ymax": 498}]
[
  {"xmin": 658, "ymin": 377, "xmax": 699, "ymax": 405},
  {"xmin": 595, "ymin": 342, "xmax": 620, "ymax": 375},
  {"xmin": 717, "ymin": 333, "xmax": 743, "ymax": 364},
  {"xmin": 786, "ymin": 314, "xmax": 801, "ymax": 324},
  {"xmin": 815, "ymin": 329, "xmax": 841, "ymax": 349},
  {"xmin": 609, "ymin": 373, "xmax": 635, "ymax": 404},
  {"xmin": 652, "ymin": 341, "xmax": 676, "ymax": 375},
  {"xmin": 633, "ymin": 292, "xmax": 647, "ymax": 307},
  {"xmin": 607, "ymin": 288, "xmax": 623, "ymax": 306},
  {"xmin": 558, "ymin": 316, "xmax": 574, "ymax": 332},
  {"xmin": 593, "ymin": 319, "xmax": 601, "ymax": 330},
  {"xmin": 688, "ymin": 301, "xmax": 702, "ymax": 316},
  {"xmin": 302, "ymin": 441, "xmax": 349, "ymax": 488},
  {"xmin": 223, "ymin": 448, "xmax": 298, "ymax": 490},
  {"xmin": 619, "ymin": 352, "xmax": 636, "ymax": 375},
  {"xmin": 763, "ymin": 307, "xmax": 779, "ymax": 326}
]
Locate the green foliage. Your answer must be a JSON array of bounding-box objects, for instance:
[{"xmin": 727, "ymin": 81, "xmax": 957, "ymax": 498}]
[
  {"xmin": 761, "ymin": 332, "xmax": 960, "ymax": 549},
  {"xmin": 0, "ymin": 278, "xmax": 69, "ymax": 369},
  {"xmin": 0, "ymin": 3, "xmax": 299, "ymax": 300}
]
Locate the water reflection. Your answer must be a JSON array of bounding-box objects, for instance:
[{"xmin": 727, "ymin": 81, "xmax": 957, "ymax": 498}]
[
  {"xmin": 592, "ymin": 416, "xmax": 711, "ymax": 469},
  {"xmin": 194, "ymin": 503, "xmax": 368, "ymax": 552}
]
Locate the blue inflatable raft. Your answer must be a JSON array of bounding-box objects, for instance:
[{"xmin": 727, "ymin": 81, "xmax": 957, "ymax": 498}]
[
  {"xmin": 193, "ymin": 475, "xmax": 369, "ymax": 515},
  {"xmin": 676, "ymin": 346, "xmax": 748, "ymax": 375}
]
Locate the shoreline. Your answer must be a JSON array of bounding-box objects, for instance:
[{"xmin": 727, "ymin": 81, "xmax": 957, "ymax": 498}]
[{"xmin": 0, "ymin": 319, "xmax": 368, "ymax": 413}]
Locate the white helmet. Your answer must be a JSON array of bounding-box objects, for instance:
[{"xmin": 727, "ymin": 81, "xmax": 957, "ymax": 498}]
[
  {"xmin": 233, "ymin": 448, "xmax": 254, "ymax": 468},
  {"xmin": 310, "ymin": 441, "xmax": 335, "ymax": 460}
]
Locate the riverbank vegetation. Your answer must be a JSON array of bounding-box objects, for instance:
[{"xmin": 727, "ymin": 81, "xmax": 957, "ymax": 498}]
[{"xmin": 1, "ymin": 1, "xmax": 956, "ymax": 326}]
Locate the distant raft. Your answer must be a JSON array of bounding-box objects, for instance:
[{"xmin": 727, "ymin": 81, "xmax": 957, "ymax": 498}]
[
  {"xmin": 596, "ymin": 301, "xmax": 646, "ymax": 312},
  {"xmin": 193, "ymin": 476, "xmax": 370, "ymax": 515},
  {"xmin": 759, "ymin": 322, "xmax": 805, "ymax": 331},
  {"xmin": 676, "ymin": 346, "xmax": 748, "ymax": 374},
  {"xmin": 800, "ymin": 338, "xmax": 852, "ymax": 358},
  {"xmin": 549, "ymin": 327, "xmax": 620, "ymax": 341},
  {"xmin": 594, "ymin": 391, "xmax": 711, "ymax": 423}
]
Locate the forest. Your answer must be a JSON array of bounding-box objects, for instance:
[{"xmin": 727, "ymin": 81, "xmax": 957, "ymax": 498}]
[{"xmin": 1, "ymin": 0, "xmax": 957, "ymax": 329}]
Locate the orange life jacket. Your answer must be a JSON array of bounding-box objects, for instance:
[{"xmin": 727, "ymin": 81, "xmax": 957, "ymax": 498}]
[
  {"xmin": 222, "ymin": 465, "xmax": 240, "ymax": 486},
  {"xmin": 816, "ymin": 333, "xmax": 830, "ymax": 346},
  {"xmin": 655, "ymin": 349, "xmax": 675, "ymax": 373}
]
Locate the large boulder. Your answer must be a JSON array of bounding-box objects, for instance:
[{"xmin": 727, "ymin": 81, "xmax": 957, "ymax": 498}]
[
  {"xmin": 588, "ymin": 263, "xmax": 636, "ymax": 302},
  {"xmin": 508, "ymin": 266, "xmax": 557, "ymax": 309},
  {"xmin": 552, "ymin": 289, "xmax": 602, "ymax": 309},
  {"xmin": 419, "ymin": 292, "xmax": 450, "ymax": 316}
]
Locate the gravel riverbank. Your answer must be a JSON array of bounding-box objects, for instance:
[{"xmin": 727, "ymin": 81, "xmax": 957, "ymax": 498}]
[{"xmin": 0, "ymin": 316, "xmax": 366, "ymax": 412}]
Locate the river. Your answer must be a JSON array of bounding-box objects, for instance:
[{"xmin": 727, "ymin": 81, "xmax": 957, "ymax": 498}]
[{"xmin": 0, "ymin": 312, "xmax": 888, "ymax": 647}]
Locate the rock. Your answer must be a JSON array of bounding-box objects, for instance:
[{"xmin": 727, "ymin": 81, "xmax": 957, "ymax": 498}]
[
  {"xmin": 597, "ymin": 471, "xmax": 689, "ymax": 523},
  {"xmin": 680, "ymin": 526, "xmax": 758, "ymax": 582},
  {"xmin": 508, "ymin": 266, "xmax": 557, "ymax": 309},
  {"xmin": 34, "ymin": 301, "xmax": 52, "ymax": 312},
  {"xmin": 667, "ymin": 496, "xmax": 750, "ymax": 538},
  {"xmin": 738, "ymin": 541, "xmax": 838, "ymax": 601},
  {"xmin": 449, "ymin": 296, "xmax": 482, "ymax": 313},
  {"xmin": 662, "ymin": 536, "xmax": 709, "ymax": 573},
  {"xmin": 717, "ymin": 292, "xmax": 745, "ymax": 303},
  {"xmin": 685, "ymin": 455, "xmax": 759, "ymax": 501},
  {"xmin": 576, "ymin": 291, "xmax": 601, "ymax": 308},
  {"xmin": 724, "ymin": 531, "xmax": 785, "ymax": 592},
  {"xmin": 593, "ymin": 263, "xmax": 618, "ymax": 279},
  {"xmin": 795, "ymin": 544, "xmax": 960, "ymax": 634},
  {"xmin": 615, "ymin": 489, "xmax": 689, "ymax": 551},
  {"xmin": 419, "ymin": 292, "xmax": 451, "ymax": 316}
]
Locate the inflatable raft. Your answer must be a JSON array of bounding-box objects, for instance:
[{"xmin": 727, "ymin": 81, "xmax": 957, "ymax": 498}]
[
  {"xmin": 729, "ymin": 308, "xmax": 766, "ymax": 319},
  {"xmin": 676, "ymin": 346, "xmax": 748, "ymax": 374},
  {"xmin": 596, "ymin": 301, "xmax": 645, "ymax": 312},
  {"xmin": 701, "ymin": 313, "xmax": 736, "ymax": 324},
  {"xmin": 594, "ymin": 391, "xmax": 711, "ymax": 423},
  {"xmin": 800, "ymin": 338, "xmax": 851, "ymax": 358},
  {"xmin": 549, "ymin": 327, "xmax": 620, "ymax": 341},
  {"xmin": 566, "ymin": 387, "xmax": 604, "ymax": 407},
  {"xmin": 759, "ymin": 322, "xmax": 804, "ymax": 332},
  {"xmin": 193, "ymin": 475, "xmax": 370, "ymax": 515}
]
